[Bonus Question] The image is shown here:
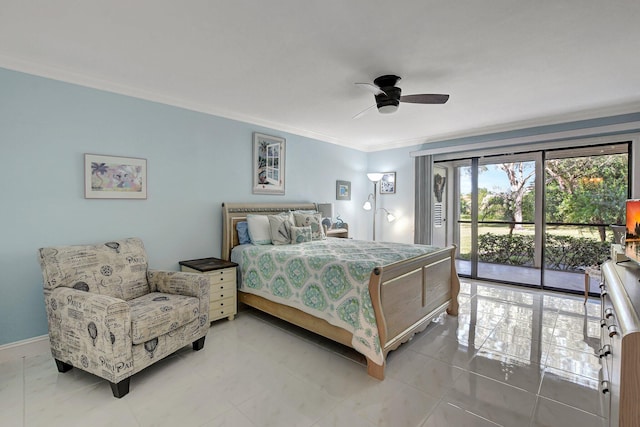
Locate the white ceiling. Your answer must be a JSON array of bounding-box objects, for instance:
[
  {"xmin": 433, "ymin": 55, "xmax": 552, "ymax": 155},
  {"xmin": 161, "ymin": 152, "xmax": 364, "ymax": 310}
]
[{"xmin": 2, "ymin": 1, "xmax": 640, "ymax": 152}]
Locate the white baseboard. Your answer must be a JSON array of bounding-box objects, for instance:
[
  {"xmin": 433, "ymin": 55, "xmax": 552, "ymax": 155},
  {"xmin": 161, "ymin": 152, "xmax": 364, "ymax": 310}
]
[{"xmin": 0, "ymin": 335, "xmax": 49, "ymax": 363}]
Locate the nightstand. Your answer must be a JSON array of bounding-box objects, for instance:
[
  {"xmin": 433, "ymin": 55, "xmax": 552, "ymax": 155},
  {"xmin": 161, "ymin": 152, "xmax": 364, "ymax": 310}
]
[
  {"xmin": 325, "ymin": 223, "xmax": 349, "ymax": 238},
  {"xmin": 179, "ymin": 257, "xmax": 238, "ymax": 322}
]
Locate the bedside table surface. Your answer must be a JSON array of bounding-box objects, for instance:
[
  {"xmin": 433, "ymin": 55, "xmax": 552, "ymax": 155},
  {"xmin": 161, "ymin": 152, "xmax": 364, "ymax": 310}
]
[{"xmin": 179, "ymin": 257, "xmax": 238, "ymax": 272}]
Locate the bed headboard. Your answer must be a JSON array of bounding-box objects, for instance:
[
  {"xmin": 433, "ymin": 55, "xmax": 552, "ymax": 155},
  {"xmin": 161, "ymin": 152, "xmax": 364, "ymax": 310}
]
[{"xmin": 221, "ymin": 202, "xmax": 317, "ymax": 261}]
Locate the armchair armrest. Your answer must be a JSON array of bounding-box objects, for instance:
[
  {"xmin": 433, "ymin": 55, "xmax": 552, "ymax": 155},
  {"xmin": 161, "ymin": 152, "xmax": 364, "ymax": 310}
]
[
  {"xmin": 44, "ymin": 287, "xmax": 133, "ymax": 383},
  {"xmin": 147, "ymin": 270, "xmax": 210, "ymax": 299}
]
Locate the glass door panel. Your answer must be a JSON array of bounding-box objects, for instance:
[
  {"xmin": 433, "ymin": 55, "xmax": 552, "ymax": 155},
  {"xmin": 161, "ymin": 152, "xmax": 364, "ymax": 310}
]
[
  {"xmin": 476, "ymin": 158, "xmax": 538, "ymax": 285},
  {"xmin": 544, "ymin": 145, "xmax": 628, "ymax": 294},
  {"xmin": 456, "ymin": 163, "xmax": 472, "ymax": 276}
]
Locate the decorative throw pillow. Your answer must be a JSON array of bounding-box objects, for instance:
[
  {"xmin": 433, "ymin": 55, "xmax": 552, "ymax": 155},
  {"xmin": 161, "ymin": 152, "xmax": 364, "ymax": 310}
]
[
  {"xmin": 293, "ymin": 212, "xmax": 326, "ymax": 240},
  {"xmin": 236, "ymin": 221, "xmax": 251, "ymax": 245},
  {"xmin": 291, "ymin": 226, "xmax": 312, "ymax": 244},
  {"xmin": 268, "ymin": 214, "xmax": 292, "ymax": 245},
  {"xmin": 246, "ymin": 215, "xmax": 272, "ymax": 245}
]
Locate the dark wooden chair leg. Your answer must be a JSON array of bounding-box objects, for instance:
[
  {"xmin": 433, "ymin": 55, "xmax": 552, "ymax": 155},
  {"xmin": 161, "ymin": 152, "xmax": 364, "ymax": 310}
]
[
  {"xmin": 192, "ymin": 336, "xmax": 206, "ymax": 351},
  {"xmin": 55, "ymin": 359, "xmax": 73, "ymax": 373},
  {"xmin": 109, "ymin": 378, "xmax": 130, "ymax": 398}
]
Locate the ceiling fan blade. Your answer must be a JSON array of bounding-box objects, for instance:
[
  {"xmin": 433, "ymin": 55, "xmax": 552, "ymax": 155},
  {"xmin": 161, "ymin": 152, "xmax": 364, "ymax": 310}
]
[
  {"xmin": 355, "ymin": 82, "xmax": 386, "ymax": 96},
  {"xmin": 400, "ymin": 94, "xmax": 449, "ymax": 104},
  {"xmin": 352, "ymin": 104, "xmax": 377, "ymax": 119}
]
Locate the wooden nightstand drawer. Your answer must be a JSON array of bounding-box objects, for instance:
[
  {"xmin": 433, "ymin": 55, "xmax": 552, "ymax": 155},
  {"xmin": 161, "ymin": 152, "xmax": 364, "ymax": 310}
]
[
  {"xmin": 179, "ymin": 257, "xmax": 238, "ymax": 322},
  {"xmin": 210, "ymin": 280, "xmax": 235, "ymax": 293},
  {"xmin": 205, "ymin": 268, "xmax": 235, "ymax": 283},
  {"xmin": 210, "ymin": 306, "xmax": 234, "ymax": 320},
  {"xmin": 211, "ymin": 288, "xmax": 235, "ymax": 302},
  {"xmin": 211, "ymin": 297, "xmax": 235, "ymax": 310}
]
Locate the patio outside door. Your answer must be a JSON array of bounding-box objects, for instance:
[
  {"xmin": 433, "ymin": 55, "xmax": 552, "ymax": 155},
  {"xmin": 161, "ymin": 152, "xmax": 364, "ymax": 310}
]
[
  {"xmin": 450, "ymin": 142, "xmax": 629, "ymax": 294},
  {"xmin": 455, "ymin": 154, "xmax": 540, "ymax": 287}
]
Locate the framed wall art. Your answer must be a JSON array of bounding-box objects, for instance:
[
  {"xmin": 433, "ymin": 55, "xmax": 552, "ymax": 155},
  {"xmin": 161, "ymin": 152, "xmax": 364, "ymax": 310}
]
[
  {"xmin": 336, "ymin": 180, "xmax": 351, "ymax": 200},
  {"xmin": 85, "ymin": 154, "xmax": 147, "ymax": 199},
  {"xmin": 253, "ymin": 132, "xmax": 286, "ymax": 195},
  {"xmin": 380, "ymin": 172, "xmax": 396, "ymax": 194}
]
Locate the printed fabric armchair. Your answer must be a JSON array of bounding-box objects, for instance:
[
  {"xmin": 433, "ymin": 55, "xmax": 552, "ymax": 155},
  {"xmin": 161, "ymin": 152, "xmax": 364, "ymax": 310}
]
[{"xmin": 38, "ymin": 238, "xmax": 210, "ymax": 398}]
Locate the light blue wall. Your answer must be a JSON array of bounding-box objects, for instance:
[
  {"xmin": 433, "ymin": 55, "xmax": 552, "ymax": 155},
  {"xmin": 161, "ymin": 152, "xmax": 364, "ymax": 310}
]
[
  {"xmin": 365, "ymin": 147, "xmax": 418, "ymax": 244},
  {"xmin": 0, "ymin": 68, "xmax": 369, "ymax": 345}
]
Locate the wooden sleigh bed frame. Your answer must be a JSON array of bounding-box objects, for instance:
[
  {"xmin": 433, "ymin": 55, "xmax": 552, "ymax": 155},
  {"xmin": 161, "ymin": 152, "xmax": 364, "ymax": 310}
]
[{"xmin": 221, "ymin": 202, "xmax": 460, "ymax": 380}]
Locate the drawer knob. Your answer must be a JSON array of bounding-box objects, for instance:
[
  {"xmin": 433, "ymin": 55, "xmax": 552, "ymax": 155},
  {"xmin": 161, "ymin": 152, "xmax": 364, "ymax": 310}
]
[
  {"xmin": 604, "ymin": 308, "xmax": 614, "ymax": 319},
  {"xmin": 601, "ymin": 380, "xmax": 610, "ymax": 394},
  {"xmin": 600, "ymin": 289, "xmax": 608, "ymax": 298},
  {"xmin": 598, "ymin": 344, "xmax": 612, "ymax": 358},
  {"xmin": 600, "ymin": 319, "xmax": 607, "ymax": 328},
  {"xmin": 608, "ymin": 324, "xmax": 619, "ymax": 337}
]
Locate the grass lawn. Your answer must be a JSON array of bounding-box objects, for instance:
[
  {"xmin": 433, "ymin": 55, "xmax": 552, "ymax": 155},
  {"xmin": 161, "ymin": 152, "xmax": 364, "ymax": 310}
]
[{"xmin": 457, "ymin": 223, "xmax": 610, "ymax": 257}]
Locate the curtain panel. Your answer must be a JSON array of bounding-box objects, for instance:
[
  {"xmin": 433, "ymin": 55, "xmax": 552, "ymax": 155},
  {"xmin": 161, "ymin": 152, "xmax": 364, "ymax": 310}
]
[{"xmin": 414, "ymin": 155, "xmax": 433, "ymax": 245}]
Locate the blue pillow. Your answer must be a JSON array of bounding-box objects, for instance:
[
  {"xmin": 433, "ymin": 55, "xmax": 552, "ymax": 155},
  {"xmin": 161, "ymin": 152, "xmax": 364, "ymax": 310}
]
[{"xmin": 237, "ymin": 221, "xmax": 251, "ymax": 244}]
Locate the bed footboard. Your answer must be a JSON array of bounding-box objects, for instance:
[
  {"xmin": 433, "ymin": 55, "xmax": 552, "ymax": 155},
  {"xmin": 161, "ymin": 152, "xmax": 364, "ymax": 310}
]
[{"xmin": 369, "ymin": 245, "xmax": 460, "ymax": 376}]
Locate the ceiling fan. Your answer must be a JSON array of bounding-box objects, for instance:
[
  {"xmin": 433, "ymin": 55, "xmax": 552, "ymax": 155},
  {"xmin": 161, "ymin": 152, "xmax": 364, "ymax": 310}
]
[{"xmin": 354, "ymin": 75, "xmax": 449, "ymax": 118}]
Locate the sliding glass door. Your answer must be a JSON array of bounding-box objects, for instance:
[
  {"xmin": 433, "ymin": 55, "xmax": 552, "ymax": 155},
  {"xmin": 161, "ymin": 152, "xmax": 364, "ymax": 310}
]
[
  {"xmin": 449, "ymin": 142, "xmax": 629, "ymax": 294},
  {"xmin": 543, "ymin": 145, "xmax": 628, "ymax": 293},
  {"xmin": 455, "ymin": 154, "xmax": 540, "ymax": 286}
]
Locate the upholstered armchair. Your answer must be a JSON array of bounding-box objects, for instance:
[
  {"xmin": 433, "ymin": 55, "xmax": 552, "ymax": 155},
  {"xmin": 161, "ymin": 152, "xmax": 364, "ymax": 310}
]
[{"xmin": 38, "ymin": 238, "xmax": 210, "ymax": 398}]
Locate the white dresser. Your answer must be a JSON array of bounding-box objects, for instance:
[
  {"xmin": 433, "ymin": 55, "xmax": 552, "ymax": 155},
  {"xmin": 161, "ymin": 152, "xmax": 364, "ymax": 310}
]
[
  {"xmin": 599, "ymin": 259, "xmax": 640, "ymax": 427},
  {"xmin": 179, "ymin": 257, "xmax": 238, "ymax": 322}
]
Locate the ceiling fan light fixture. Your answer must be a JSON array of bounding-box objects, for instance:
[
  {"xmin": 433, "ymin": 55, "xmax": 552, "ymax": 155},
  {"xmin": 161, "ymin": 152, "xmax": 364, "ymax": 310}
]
[{"xmin": 378, "ymin": 104, "xmax": 398, "ymax": 114}]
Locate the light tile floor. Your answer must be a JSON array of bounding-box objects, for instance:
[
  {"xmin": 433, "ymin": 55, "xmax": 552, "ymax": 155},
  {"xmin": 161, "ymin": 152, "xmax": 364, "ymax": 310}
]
[{"xmin": 0, "ymin": 280, "xmax": 608, "ymax": 427}]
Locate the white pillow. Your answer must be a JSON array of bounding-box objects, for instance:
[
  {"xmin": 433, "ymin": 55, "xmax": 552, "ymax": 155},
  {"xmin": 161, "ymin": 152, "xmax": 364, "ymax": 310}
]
[{"xmin": 246, "ymin": 215, "xmax": 272, "ymax": 245}]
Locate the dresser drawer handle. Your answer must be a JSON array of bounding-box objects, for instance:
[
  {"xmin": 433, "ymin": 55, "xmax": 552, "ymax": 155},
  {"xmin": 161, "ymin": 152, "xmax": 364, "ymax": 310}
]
[
  {"xmin": 598, "ymin": 344, "xmax": 612, "ymax": 358},
  {"xmin": 599, "ymin": 281, "xmax": 606, "ymax": 290},
  {"xmin": 601, "ymin": 380, "xmax": 610, "ymax": 394},
  {"xmin": 600, "ymin": 288, "xmax": 608, "ymax": 298},
  {"xmin": 604, "ymin": 308, "xmax": 614, "ymax": 319},
  {"xmin": 608, "ymin": 324, "xmax": 619, "ymax": 337},
  {"xmin": 600, "ymin": 318, "xmax": 608, "ymax": 328}
]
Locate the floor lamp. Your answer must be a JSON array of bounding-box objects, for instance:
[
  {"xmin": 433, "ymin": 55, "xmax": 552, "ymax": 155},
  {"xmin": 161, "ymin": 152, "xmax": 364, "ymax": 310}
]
[{"xmin": 363, "ymin": 172, "xmax": 384, "ymax": 240}]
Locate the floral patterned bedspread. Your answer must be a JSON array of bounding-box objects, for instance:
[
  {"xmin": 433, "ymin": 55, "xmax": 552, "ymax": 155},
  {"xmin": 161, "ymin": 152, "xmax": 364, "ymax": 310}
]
[{"xmin": 231, "ymin": 239, "xmax": 440, "ymax": 365}]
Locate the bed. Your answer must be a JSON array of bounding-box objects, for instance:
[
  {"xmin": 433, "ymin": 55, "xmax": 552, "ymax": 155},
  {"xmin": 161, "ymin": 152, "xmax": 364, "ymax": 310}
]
[{"xmin": 221, "ymin": 202, "xmax": 460, "ymax": 380}]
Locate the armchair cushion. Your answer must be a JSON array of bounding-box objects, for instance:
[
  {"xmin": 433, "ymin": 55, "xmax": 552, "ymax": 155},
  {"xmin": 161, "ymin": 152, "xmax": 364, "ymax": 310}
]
[
  {"xmin": 39, "ymin": 238, "xmax": 149, "ymax": 301},
  {"xmin": 128, "ymin": 292, "xmax": 200, "ymax": 345}
]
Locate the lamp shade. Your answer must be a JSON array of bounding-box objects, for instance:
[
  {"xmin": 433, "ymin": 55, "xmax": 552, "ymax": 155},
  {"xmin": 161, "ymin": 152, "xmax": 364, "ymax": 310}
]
[
  {"xmin": 367, "ymin": 172, "xmax": 384, "ymax": 182},
  {"xmin": 362, "ymin": 200, "xmax": 372, "ymax": 210}
]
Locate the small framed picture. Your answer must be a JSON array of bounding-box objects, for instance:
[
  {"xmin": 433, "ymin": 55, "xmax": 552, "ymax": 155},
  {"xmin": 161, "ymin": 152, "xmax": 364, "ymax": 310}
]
[
  {"xmin": 380, "ymin": 172, "xmax": 396, "ymax": 194},
  {"xmin": 336, "ymin": 180, "xmax": 351, "ymax": 200},
  {"xmin": 253, "ymin": 132, "xmax": 286, "ymax": 195},
  {"xmin": 85, "ymin": 154, "xmax": 147, "ymax": 199}
]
